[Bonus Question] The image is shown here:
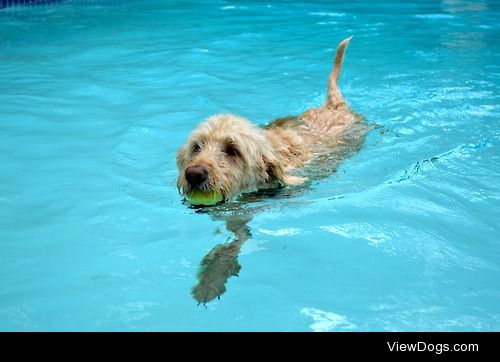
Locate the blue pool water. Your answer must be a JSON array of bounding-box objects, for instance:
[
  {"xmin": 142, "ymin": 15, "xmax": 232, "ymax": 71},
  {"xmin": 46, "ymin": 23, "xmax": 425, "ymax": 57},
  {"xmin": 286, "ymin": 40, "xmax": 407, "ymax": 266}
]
[{"xmin": 1, "ymin": 0, "xmax": 499, "ymax": 331}]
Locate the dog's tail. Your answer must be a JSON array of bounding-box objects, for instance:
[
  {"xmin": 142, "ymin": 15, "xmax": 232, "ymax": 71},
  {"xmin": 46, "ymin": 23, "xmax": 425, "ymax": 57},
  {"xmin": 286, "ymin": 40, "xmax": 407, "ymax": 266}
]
[{"xmin": 326, "ymin": 36, "xmax": 352, "ymax": 109}]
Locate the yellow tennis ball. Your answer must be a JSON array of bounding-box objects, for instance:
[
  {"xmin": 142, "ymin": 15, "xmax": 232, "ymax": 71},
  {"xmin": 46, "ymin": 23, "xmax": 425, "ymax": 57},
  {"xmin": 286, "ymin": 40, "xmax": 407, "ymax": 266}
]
[{"xmin": 185, "ymin": 190, "xmax": 224, "ymax": 206}]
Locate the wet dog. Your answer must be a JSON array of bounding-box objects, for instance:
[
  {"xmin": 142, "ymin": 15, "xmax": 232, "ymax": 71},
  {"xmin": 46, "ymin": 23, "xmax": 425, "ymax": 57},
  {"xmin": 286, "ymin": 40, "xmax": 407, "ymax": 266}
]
[
  {"xmin": 177, "ymin": 36, "xmax": 371, "ymax": 304},
  {"xmin": 177, "ymin": 36, "xmax": 364, "ymax": 204}
]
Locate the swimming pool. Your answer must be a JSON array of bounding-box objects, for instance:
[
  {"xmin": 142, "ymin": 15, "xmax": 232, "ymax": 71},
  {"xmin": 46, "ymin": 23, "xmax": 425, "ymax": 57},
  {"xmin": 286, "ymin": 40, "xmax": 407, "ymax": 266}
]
[{"xmin": 0, "ymin": 0, "xmax": 499, "ymax": 331}]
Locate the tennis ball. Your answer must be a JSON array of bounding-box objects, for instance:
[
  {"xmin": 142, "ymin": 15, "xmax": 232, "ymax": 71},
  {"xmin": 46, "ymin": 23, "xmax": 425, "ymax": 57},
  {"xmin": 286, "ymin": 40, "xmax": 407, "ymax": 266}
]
[{"xmin": 186, "ymin": 190, "xmax": 224, "ymax": 206}]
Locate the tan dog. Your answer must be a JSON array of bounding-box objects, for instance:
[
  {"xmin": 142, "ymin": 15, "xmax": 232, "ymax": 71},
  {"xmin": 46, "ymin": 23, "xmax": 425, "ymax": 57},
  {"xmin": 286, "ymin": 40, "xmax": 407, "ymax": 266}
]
[{"xmin": 177, "ymin": 36, "xmax": 363, "ymax": 203}]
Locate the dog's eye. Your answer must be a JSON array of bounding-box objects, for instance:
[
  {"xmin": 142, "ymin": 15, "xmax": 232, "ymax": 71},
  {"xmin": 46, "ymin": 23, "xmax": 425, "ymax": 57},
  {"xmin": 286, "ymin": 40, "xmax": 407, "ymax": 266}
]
[
  {"xmin": 192, "ymin": 144, "xmax": 201, "ymax": 153},
  {"xmin": 224, "ymin": 145, "xmax": 239, "ymax": 157}
]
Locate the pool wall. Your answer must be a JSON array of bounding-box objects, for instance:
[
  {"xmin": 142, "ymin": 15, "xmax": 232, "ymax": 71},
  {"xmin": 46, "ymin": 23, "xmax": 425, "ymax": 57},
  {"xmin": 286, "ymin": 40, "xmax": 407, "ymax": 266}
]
[{"xmin": 0, "ymin": 0, "xmax": 62, "ymax": 8}]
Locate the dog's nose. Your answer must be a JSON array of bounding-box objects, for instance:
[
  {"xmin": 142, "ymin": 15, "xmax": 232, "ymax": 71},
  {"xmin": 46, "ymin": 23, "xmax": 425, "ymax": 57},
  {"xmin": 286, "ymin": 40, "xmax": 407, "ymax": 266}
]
[{"xmin": 185, "ymin": 166, "xmax": 208, "ymax": 187}]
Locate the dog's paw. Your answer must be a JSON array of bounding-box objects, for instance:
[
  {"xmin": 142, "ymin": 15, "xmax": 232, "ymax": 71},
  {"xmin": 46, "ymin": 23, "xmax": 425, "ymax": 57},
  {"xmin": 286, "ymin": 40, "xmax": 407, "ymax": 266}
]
[{"xmin": 283, "ymin": 175, "xmax": 308, "ymax": 185}]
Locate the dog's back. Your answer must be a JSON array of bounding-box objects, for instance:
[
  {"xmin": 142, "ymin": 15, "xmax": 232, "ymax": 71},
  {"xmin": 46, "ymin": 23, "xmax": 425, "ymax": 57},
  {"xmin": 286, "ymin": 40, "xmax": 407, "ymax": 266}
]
[{"xmin": 263, "ymin": 36, "xmax": 366, "ymax": 178}]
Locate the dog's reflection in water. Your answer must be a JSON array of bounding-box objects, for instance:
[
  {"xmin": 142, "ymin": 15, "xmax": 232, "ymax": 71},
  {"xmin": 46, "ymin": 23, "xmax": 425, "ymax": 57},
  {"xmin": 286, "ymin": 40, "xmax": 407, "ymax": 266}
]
[
  {"xmin": 190, "ymin": 188, "xmax": 287, "ymax": 305},
  {"xmin": 189, "ymin": 122, "xmax": 370, "ymax": 305},
  {"xmin": 191, "ymin": 212, "xmax": 251, "ymax": 304}
]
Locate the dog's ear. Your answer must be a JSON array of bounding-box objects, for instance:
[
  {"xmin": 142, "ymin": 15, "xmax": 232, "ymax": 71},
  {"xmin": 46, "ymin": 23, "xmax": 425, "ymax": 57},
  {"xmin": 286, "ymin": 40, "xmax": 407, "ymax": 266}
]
[
  {"xmin": 262, "ymin": 154, "xmax": 285, "ymax": 185},
  {"xmin": 262, "ymin": 154, "xmax": 308, "ymax": 186}
]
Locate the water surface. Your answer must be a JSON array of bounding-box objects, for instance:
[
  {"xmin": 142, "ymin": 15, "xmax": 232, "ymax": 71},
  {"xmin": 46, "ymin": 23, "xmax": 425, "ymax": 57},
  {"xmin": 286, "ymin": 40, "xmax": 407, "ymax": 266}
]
[{"xmin": 0, "ymin": 0, "xmax": 499, "ymax": 331}]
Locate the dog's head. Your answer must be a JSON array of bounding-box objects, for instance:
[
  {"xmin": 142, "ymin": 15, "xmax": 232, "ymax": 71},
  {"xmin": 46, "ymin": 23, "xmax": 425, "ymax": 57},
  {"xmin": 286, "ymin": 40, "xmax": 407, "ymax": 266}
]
[{"xmin": 176, "ymin": 114, "xmax": 284, "ymax": 202}]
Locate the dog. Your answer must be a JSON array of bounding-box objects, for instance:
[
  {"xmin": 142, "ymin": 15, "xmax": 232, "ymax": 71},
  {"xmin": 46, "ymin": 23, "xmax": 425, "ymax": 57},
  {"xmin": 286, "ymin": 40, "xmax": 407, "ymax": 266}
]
[
  {"xmin": 177, "ymin": 36, "xmax": 363, "ymax": 204},
  {"xmin": 177, "ymin": 36, "xmax": 370, "ymax": 304}
]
